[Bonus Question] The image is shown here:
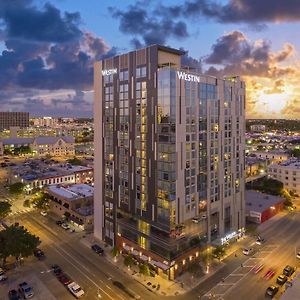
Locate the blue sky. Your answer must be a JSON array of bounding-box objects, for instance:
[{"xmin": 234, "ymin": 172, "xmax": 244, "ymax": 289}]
[{"xmin": 1, "ymin": 0, "xmax": 300, "ymax": 118}]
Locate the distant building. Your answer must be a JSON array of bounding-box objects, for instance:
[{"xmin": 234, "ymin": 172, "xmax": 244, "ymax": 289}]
[
  {"xmin": 32, "ymin": 117, "xmax": 58, "ymax": 127},
  {"xmin": 268, "ymin": 159, "xmax": 300, "ymax": 196},
  {"xmin": 250, "ymin": 124, "xmax": 267, "ymax": 132},
  {"xmin": 245, "ymin": 190, "xmax": 284, "ymax": 224},
  {"xmin": 46, "ymin": 183, "xmax": 94, "ymax": 230},
  {"xmin": 0, "ymin": 112, "xmax": 29, "ymax": 130},
  {"xmin": 32, "ymin": 136, "xmax": 75, "ymax": 157},
  {"xmin": 10, "ymin": 162, "xmax": 93, "ymax": 192},
  {"xmin": 252, "ymin": 150, "xmax": 289, "ymax": 164},
  {"xmin": 0, "ymin": 141, "xmax": 3, "ymax": 156}
]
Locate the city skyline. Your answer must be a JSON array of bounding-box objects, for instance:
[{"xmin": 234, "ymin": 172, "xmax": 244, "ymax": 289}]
[{"xmin": 0, "ymin": 0, "xmax": 300, "ymax": 119}]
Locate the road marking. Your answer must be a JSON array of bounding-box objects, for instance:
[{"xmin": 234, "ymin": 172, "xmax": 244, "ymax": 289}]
[{"xmin": 52, "ymin": 246, "xmax": 116, "ymax": 300}]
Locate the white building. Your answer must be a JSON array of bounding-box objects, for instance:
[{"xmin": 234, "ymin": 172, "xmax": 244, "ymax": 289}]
[
  {"xmin": 32, "ymin": 136, "xmax": 75, "ymax": 157},
  {"xmin": 250, "ymin": 124, "xmax": 266, "ymax": 132},
  {"xmin": 32, "ymin": 117, "xmax": 58, "ymax": 127},
  {"xmin": 253, "ymin": 150, "xmax": 290, "ymax": 164},
  {"xmin": 268, "ymin": 159, "xmax": 300, "ymax": 195}
]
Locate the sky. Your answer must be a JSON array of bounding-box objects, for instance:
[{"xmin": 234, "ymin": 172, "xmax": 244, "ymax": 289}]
[{"xmin": 0, "ymin": 0, "xmax": 300, "ymax": 119}]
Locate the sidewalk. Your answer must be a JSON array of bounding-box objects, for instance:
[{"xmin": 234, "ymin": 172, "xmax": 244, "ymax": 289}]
[{"xmin": 80, "ymin": 233, "xmax": 225, "ymax": 296}]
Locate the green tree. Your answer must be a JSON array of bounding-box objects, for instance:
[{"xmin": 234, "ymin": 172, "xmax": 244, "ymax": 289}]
[
  {"xmin": 124, "ymin": 255, "xmax": 134, "ymax": 267},
  {"xmin": 139, "ymin": 263, "xmax": 150, "ymax": 276},
  {"xmin": 8, "ymin": 182, "xmax": 25, "ymax": 195},
  {"xmin": 0, "ymin": 201, "xmax": 11, "ymax": 219},
  {"xmin": 23, "ymin": 199, "xmax": 31, "ymax": 208},
  {"xmin": 31, "ymin": 192, "xmax": 49, "ymax": 210},
  {"xmin": 212, "ymin": 246, "xmax": 226, "ymax": 260},
  {"xmin": 111, "ymin": 247, "xmax": 119, "ymax": 258},
  {"xmin": 67, "ymin": 157, "xmax": 84, "ymax": 166},
  {"xmin": 0, "ymin": 225, "xmax": 40, "ymax": 266}
]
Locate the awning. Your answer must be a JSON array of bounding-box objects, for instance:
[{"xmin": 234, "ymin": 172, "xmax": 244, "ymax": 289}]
[
  {"xmin": 153, "ymin": 261, "xmax": 170, "ymax": 271},
  {"xmin": 132, "ymin": 250, "xmax": 139, "ymax": 256},
  {"xmin": 140, "ymin": 255, "xmax": 148, "ymax": 261}
]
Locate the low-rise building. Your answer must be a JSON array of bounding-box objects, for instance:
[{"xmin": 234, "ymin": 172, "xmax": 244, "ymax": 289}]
[
  {"xmin": 10, "ymin": 161, "xmax": 93, "ymax": 192},
  {"xmin": 268, "ymin": 159, "xmax": 300, "ymax": 196},
  {"xmin": 245, "ymin": 190, "xmax": 285, "ymax": 224},
  {"xmin": 32, "ymin": 136, "xmax": 75, "ymax": 157},
  {"xmin": 252, "ymin": 150, "xmax": 290, "ymax": 163},
  {"xmin": 250, "ymin": 125, "xmax": 267, "ymax": 132},
  {"xmin": 45, "ymin": 183, "xmax": 94, "ymax": 231}
]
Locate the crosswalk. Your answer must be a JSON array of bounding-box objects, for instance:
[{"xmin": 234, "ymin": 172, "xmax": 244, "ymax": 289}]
[{"xmin": 8, "ymin": 208, "xmax": 32, "ymax": 216}]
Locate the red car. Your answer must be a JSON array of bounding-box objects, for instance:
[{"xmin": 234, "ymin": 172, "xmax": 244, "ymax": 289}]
[{"xmin": 58, "ymin": 274, "xmax": 72, "ymax": 286}]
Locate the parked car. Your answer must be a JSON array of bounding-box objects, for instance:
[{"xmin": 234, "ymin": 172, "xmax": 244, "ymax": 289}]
[
  {"xmin": 56, "ymin": 220, "xmax": 63, "ymax": 226},
  {"xmin": 40, "ymin": 211, "xmax": 47, "ymax": 217},
  {"xmin": 58, "ymin": 274, "xmax": 72, "ymax": 285},
  {"xmin": 8, "ymin": 290, "xmax": 21, "ymax": 300},
  {"xmin": 283, "ymin": 265, "xmax": 295, "ymax": 277},
  {"xmin": 276, "ymin": 274, "xmax": 288, "ymax": 285},
  {"xmin": 91, "ymin": 244, "xmax": 104, "ymax": 255},
  {"xmin": 296, "ymin": 252, "xmax": 300, "ymax": 259},
  {"xmin": 18, "ymin": 282, "xmax": 34, "ymax": 299},
  {"xmin": 265, "ymin": 286, "xmax": 278, "ymax": 297},
  {"xmin": 67, "ymin": 282, "xmax": 85, "ymax": 298},
  {"xmin": 61, "ymin": 223, "xmax": 70, "ymax": 230},
  {"xmin": 33, "ymin": 248, "xmax": 45, "ymax": 259},
  {"xmin": 243, "ymin": 248, "xmax": 254, "ymax": 256},
  {"xmin": 51, "ymin": 264, "xmax": 63, "ymax": 276}
]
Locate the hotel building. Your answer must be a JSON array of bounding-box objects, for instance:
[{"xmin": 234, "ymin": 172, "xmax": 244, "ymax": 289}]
[{"xmin": 94, "ymin": 45, "xmax": 245, "ymax": 279}]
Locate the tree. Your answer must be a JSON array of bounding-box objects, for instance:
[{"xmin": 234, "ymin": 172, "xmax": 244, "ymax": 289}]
[
  {"xmin": 212, "ymin": 246, "xmax": 226, "ymax": 260},
  {"xmin": 8, "ymin": 182, "xmax": 25, "ymax": 195},
  {"xmin": 31, "ymin": 192, "xmax": 49, "ymax": 210},
  {"xmin": 67, "ymin": 157, "xmax": 84, "ymax": 166},
  {"xmin": 139, "ymin": 263, "xmax": 150, "ymax": 277},
  {"xmin": 124, "ymin": 255, "xmax": 134, "ymax": 268},
  {"xmin": 0, "ymin": 201, "xmax": 11, "ymax": 219},
  {"xmin": 111, "ymin": 247, "xmax": 119, "ymax": 258},
  {"xmin": 0, "ymin": 225, "xmax": 40, "ymax": 266},
  {"xmin": 23, "ymin": 199, "xmax": 31, "ymax": 208}
]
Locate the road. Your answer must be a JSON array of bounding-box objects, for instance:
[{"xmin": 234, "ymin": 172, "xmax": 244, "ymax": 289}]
[{"xmin": 2, "ymin": 211, "xmax": 156, "ymax": 300}]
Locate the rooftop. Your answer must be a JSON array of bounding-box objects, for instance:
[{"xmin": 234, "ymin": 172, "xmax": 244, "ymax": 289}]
[
  {"xmin": 47, "ymin": 183, "xmax": 94, "ymax": 200},
  {"xmin": 270, "ymin": 158, "xmax": 300, "ymax": 169},
  {"xmin": 245, "ymin": 190, "xmax": 284, "ymax": 213}
]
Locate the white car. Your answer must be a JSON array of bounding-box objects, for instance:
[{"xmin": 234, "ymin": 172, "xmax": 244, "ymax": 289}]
[
  {"xmin": 40, "ymin": 211, "xmax": 47, "ymax": 216},
  {"xmin": 297, "ymin": 252, "xmax": 300, "ymax": 259},
  {"xmin": 67, "ymin": 282, "xmax": 85, "ymax": 298},
  {"xmin": 256, "ymin": 238, "xmax": 265, "ymax": 245},
  {"xmin": 243, "ymin": 248, "xmax": 254, "ymax": 256},
  {"xmin": 61, "ymin": 223, "xmax": 70, "ymax": 230}
]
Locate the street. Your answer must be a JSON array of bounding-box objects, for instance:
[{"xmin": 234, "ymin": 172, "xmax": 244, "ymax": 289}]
[{"xmin": 0, "ymin": 211, "xmax": 155, "ymax": 300}]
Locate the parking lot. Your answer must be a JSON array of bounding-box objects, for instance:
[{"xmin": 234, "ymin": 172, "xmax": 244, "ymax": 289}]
[{"xmin": 202, "ymin": 243, "xmax": 279, "ymax": 299}]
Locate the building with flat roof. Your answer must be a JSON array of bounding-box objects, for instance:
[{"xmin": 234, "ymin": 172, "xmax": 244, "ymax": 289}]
[
  {"xmin": 245, "ymin": 190, "xmax": 284, "ymax": 224},
  {"xmin": 94, "ymin": 44, "xmax": 245, "ymax": 279},
  {"xmin": 0, "ymin": 112, "xmax": 29, "ymax": 130},
  {"xmin": 46, "ymin": 183, "xmax": 94, "ymax": 230},
  {"xmin": 268, "ymin": 159, "xmax": 300, "ymax": 196},
  {"xmin": 10, "ymin": 161, "xmax": 93, "ymax": 192}
]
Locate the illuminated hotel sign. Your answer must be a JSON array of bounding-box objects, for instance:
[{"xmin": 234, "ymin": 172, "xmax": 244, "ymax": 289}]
[
  {"xmin": 177, "ymin": 71, "xmax": 200, "ymax": 83},
  {"xmin": 102, "ymin": 68, "xmax": 117, "ymax": 76}
]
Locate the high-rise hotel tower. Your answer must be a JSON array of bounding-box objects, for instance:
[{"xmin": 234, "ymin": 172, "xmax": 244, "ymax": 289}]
[{"xmin": 94, "ymin": 45, "xmax": 245, "ymax": 279}]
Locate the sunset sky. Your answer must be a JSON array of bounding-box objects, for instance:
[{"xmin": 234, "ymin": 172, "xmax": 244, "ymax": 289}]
[{"xmin": 0, "ymin": 0, "xmax": 300, "ymax": 118}]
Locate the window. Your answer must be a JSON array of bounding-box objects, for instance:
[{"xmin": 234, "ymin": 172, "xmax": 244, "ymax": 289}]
[
  {"xmin": 119, "ymin": 70, "xmax": 128, "ymax": 81},
  {"xmin": 136, "ymin": 66, "xmax": 146, "ymax": 78}
]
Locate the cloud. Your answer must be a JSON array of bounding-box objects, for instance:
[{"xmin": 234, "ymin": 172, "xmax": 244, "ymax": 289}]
[
  {"xmin": 158, "ymin": 0, "xmax": 300, "ymax": 24},
  {"xmin": 0, "ymin": 0, "xmax": 81, "ymax": 43},
  {"xmin": 264, "ymin": 80, "xmax": 285, "ymax": 94},
  {"xmin": 204, "ymin": 31, "xmax": 296, "ymax": 78},
  {"xmin": 0, "ymin": 0, "xmax": 116, "ymax": 116},
  {"xmin": 109, "ymin": 4, "xmax": 189, "ymax": 46}
]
